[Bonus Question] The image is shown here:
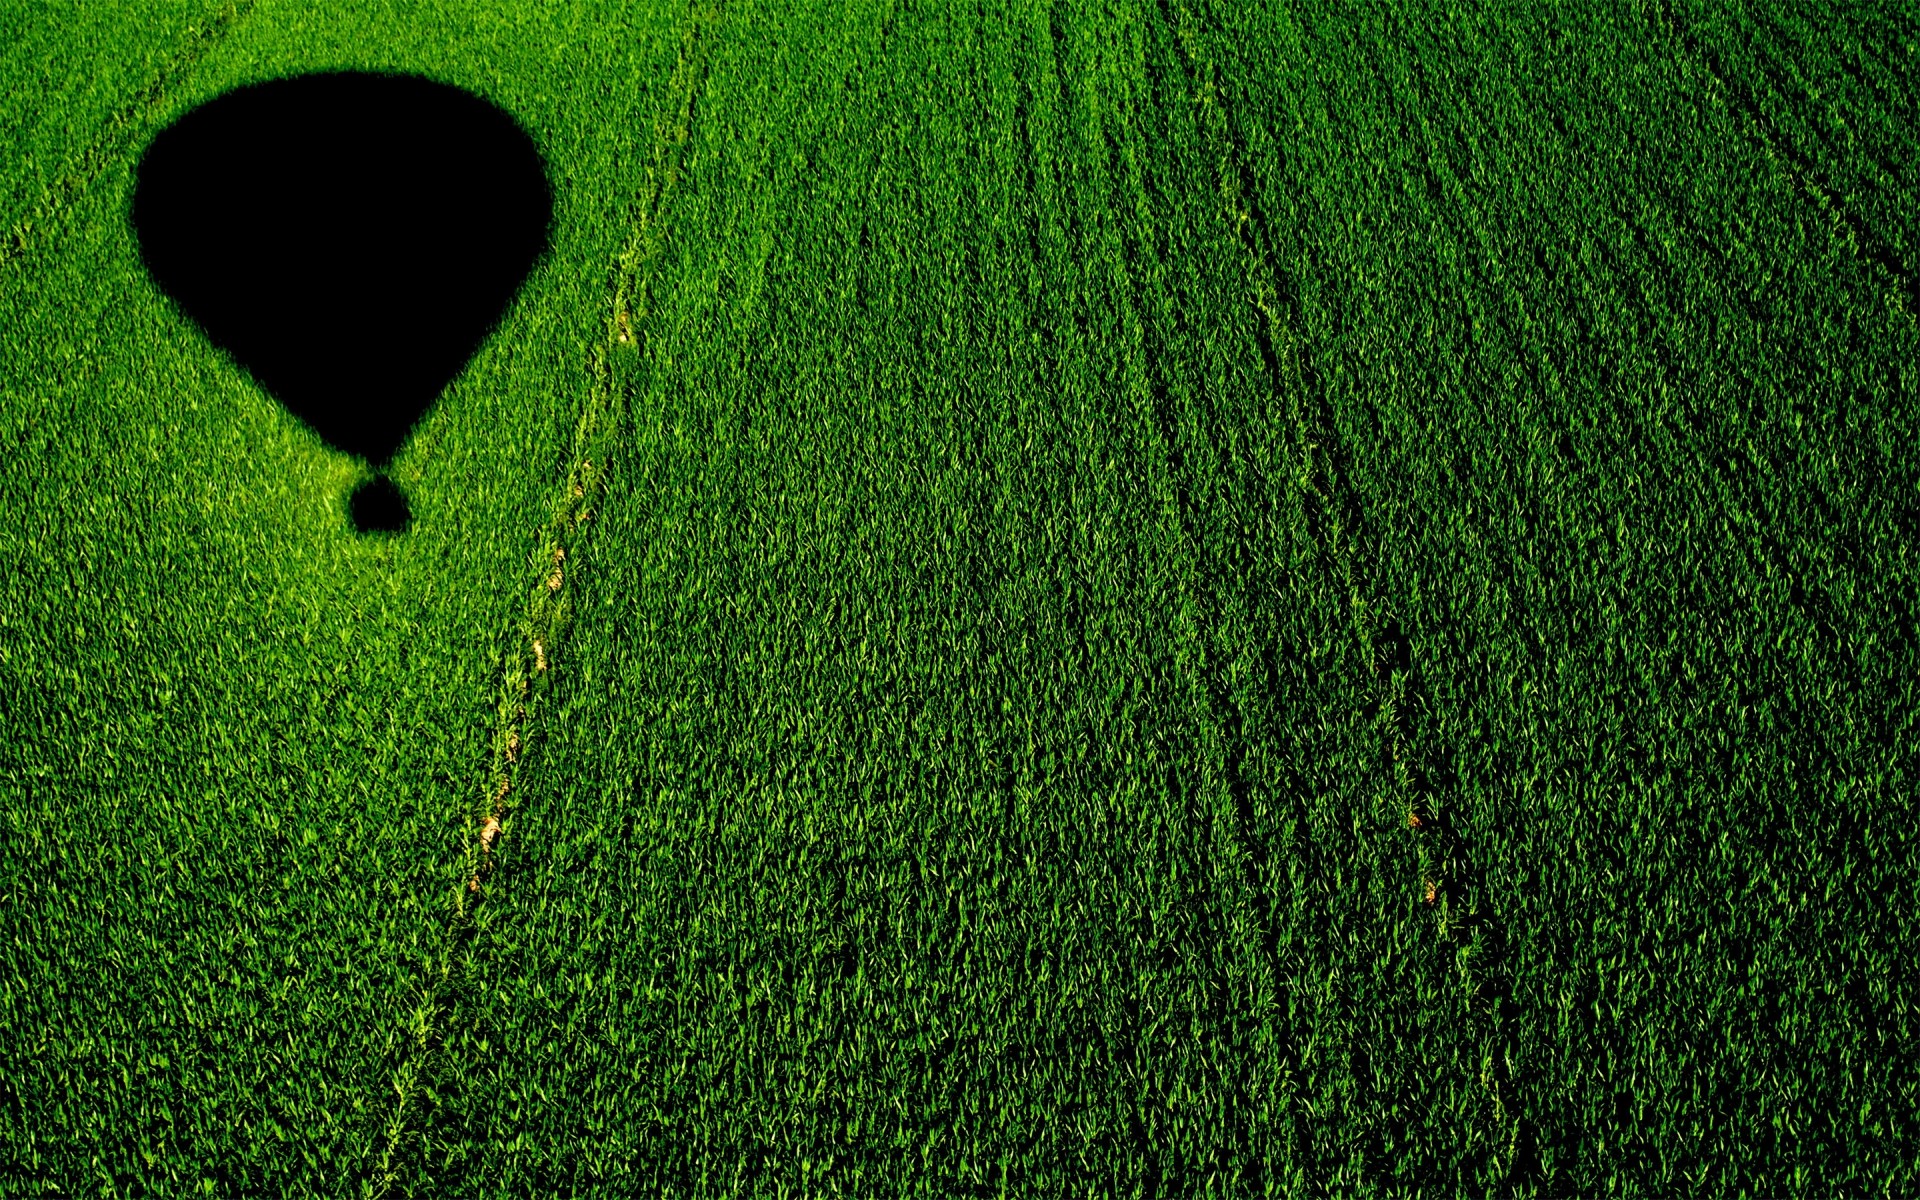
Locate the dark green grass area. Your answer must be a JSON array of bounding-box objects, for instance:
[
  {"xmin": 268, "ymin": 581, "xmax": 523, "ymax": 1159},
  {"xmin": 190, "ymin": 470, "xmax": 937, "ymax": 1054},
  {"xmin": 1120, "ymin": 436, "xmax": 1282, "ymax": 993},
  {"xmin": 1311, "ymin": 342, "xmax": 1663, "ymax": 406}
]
[
  {"xmin": 399, "ymin": 0, "xmax": 1402, "ymax": 1191},
  {"xmin": 394, "ymin": 0, "xmax": 1917, "ymax": 1195},
  {"xmin": 3, "ymin": 0, "xmax": 1917, "ymax": 1195},
  {"xmin": 1667, "ymin": 0, "xmax": 1920, "ymax": 300},
  {"xmin": 1202, "ymin": 0, "xmax": 1920, "ymax": 1189}
]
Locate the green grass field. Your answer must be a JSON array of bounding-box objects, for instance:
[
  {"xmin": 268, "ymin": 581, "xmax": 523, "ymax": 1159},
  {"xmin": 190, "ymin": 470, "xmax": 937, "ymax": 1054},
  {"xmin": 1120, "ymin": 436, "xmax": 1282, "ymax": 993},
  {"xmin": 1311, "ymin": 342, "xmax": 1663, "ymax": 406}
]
[{"xmin": 3, "ymin": 0, "xmax": 1915, "ymax": 1195}]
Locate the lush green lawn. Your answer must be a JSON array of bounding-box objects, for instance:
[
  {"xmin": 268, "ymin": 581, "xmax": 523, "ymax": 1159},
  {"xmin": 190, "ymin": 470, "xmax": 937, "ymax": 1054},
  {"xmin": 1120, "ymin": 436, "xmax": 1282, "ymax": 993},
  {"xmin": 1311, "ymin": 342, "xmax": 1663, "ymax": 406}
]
[{"xmin": 2, "ymin": 0, "xmax": 1914, "ymax": 1195}]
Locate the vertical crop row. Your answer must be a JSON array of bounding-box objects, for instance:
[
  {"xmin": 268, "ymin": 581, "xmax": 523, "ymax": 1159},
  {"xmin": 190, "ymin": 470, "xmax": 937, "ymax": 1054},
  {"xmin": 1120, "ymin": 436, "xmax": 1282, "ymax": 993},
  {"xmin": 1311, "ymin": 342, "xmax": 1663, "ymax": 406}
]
[{"xmin": 385, "ymin": 0, "xmax": 1432, "ymax": 1190}]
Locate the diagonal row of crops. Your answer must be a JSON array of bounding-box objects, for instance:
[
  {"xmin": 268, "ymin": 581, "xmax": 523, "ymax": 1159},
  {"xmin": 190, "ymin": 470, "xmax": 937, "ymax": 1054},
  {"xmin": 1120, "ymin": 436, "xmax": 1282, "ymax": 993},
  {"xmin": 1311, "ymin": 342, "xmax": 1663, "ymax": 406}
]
[
  {"xmin": 383, "ymin": 0, "xmax": 1408, "ymax": 1190},
  {"xmin": 381, "ymin": 0, "xmax": 1916, "ymax": 1192},
  {"xmin": 2, "ymin": 0, "xmax": 1915, "ymax": 1193},
  {"xmin": 361, "ymin": 3, "xmax": 731, "ymax": 1192},
  {"xmin": 1665, "ymin": 0, "xmax": 1919, "ymax": 313},
  {"xmin": 365, "ymin": 0, "xmax": 1912, "ymax": 1192},
  {"xmin": 1199, "ymin": 0, "xmax": 1918, "ymax": 1188},
  {"xmin": 2, "ymin": 0, "xmax": 255, "ymax": 271}
]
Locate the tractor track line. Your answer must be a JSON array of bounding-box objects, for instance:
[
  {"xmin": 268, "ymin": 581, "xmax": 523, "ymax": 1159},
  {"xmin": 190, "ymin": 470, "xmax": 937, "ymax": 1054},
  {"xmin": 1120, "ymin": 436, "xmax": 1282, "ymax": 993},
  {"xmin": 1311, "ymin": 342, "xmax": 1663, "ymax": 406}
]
[
  {"xmin": 1151, "ymin": 0, "xmax": 1358, "ymax": 1187},
  {"xmin": 357, "ymin": 5, "xmax": 725, "ymax": 1194},
  {"xmin": 1164, "ymin": 0, "xmax": 1540, "ymax": 1187},
  {"xmin": 1356, "ymin": 5, "xmax": 1544, "ymax": 1183}
]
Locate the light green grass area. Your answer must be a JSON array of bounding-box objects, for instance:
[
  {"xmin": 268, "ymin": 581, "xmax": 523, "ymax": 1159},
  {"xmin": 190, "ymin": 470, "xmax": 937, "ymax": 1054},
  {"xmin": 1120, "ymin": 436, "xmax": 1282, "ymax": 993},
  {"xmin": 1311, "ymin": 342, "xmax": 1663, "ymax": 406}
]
[
  {"xmin": 1, "ymin": 0, "xmax": 682, "ymax": 1190},
  {"xmin": 2, "ymin": 0, "xmax": 1915, "ymax": 1195}
]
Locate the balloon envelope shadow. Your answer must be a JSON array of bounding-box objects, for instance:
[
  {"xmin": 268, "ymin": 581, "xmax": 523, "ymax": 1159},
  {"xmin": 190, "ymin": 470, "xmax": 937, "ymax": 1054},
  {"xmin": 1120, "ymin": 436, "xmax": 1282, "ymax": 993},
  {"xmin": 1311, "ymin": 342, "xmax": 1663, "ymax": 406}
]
[{"xmin": 131, "ymin": 71, "xmax": 552, "ymax": 534}]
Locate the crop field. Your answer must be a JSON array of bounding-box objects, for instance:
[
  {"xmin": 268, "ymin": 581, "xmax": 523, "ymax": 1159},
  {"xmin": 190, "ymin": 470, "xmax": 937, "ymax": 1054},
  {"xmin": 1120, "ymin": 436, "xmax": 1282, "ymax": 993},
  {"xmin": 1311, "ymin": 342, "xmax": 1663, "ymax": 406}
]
[{"xmin": 1, "ymin": 0, "xmax": 1915, "ymax": 1195}]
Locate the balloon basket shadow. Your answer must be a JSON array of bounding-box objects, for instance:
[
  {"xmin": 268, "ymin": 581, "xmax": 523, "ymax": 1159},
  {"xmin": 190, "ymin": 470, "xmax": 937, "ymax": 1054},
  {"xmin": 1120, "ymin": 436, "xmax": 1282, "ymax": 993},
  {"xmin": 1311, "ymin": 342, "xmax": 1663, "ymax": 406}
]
[{"xmin": 349, "ymin": 473, "xmax": 410, "ymax": 535}]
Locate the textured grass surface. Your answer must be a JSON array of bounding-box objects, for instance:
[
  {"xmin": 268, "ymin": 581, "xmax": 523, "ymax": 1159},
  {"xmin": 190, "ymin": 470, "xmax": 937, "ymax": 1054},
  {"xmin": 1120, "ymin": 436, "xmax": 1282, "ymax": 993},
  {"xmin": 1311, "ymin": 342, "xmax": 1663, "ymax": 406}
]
[
  {"xmin": 1668, "ymin": 0, "xmax": 1919, "ymax": 294},
  {"xmin": 3, "ymin": 0, "xmax": 1916, "ymax": 1195},
  {"xmin": 395, "ymin": 0, "xmax": 1390, "ymax": 1191},
  {"xmin": 1, "ymin": 0, "xmax": 244, "ymax": 270},
  {"xmin": 1201, "ymin": 0, "xmax": 1920, "ymax": 1189},
  {"xmin": 401, "ymin": 0, "xmax": 1918, "ymax": 1194},
  {"xmin": 0, "ymin": 0, "xmax": 680, "ymax": 1190}
]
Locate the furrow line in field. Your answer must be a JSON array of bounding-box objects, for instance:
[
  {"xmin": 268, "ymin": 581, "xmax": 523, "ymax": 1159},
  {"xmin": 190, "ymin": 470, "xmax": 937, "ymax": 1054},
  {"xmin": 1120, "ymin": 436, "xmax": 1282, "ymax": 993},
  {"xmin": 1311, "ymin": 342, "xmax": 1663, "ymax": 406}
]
[
  {"xmin": 1016, "ymin": 11, "xmax": 1195, "ymax": 1181},
  {"xmin": 1163, "ymin": 4, "xmax": 1365, "ymax": 624},
  {"xmin": 1357, "ymin": 12, "xmax": 1541, "ymax": 1180},
  {"xmin": 1168, "ymin": 0, "xmax": 1538, "ymax": 1180},
  {"xmin": 1142, "ymin": 0, "xmax": 1348, "ymax": 1181},
  {"xmin": 1096, "ymin": 112, "xmax": 1261, "ymax": 1200},
  {"xmin": 1048, "ymin": 9, "xmax": 1231, "ymax": 1188},
  {"xmin": 1655, "ymin": 0, "xmax": 1919, "ymax": 324},
  {"xmin": 357, "ymin": 5, "xmax": 724, "ymax": 1194},
  {"xmin": 1157, "ymin": 0, "xmax": 1357, "ymax": 880},
  {"xmin": 0, "ymin": 0, "xmax": 256, "ymax": 274}
]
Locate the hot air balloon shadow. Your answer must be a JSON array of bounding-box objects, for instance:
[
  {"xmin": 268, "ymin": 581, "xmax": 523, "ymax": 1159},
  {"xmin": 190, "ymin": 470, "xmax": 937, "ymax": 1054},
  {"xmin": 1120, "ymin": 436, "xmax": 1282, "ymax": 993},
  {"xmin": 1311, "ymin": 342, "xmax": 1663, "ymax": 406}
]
[{"xmin": 131, "ymin": 71, "xmax": 553, "ymax": 534}]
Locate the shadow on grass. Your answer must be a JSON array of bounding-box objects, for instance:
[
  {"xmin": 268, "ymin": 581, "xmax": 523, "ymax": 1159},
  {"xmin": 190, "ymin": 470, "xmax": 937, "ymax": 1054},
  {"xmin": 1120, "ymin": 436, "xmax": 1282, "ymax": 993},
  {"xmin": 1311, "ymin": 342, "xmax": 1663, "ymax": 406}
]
[{"xmin": 130, "ymin": 70, "xmax": 552, "ymax": 535}]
